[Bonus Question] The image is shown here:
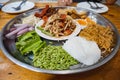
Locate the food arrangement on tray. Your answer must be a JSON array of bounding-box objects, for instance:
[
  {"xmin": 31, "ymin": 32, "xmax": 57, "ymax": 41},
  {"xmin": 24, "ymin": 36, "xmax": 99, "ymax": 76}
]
[{"xmin": 2, "ymin": 5, "xmax": 119, "ymax": 73}]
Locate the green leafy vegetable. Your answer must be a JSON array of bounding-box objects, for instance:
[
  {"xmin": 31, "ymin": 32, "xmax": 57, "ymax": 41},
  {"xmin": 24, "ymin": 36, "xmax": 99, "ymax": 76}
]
[{"xmin": 16, "ymin": 31, "xmax": 46, "ymax": 55}]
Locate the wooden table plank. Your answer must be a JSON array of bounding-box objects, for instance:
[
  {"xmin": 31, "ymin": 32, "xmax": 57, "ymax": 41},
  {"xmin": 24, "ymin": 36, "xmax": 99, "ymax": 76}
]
[{"xmin": 0, "ymin": 2, "xmax": 120, "ymax": 80}]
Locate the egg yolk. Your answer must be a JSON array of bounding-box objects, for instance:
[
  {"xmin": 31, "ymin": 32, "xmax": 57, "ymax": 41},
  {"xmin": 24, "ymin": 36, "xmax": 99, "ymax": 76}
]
[
  {"xmin": 77, "ymin": 19, "xmax": 87, "ymax": 26},
  {"xmin": 86, "ymin": 17, "xmax": 96, "ymax": 24}
]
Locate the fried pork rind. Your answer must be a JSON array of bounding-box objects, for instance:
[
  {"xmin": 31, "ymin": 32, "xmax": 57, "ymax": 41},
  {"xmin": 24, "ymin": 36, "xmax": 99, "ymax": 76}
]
[{"xmin": 58, "ymin": 8, "xmax": 87, "ymax": 19}]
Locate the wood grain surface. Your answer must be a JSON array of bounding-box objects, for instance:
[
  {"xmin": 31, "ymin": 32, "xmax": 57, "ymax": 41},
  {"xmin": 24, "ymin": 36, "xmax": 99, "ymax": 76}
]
[{"xmin": 0, "ymin": 2, "xmax": 120, "ymax": 80}]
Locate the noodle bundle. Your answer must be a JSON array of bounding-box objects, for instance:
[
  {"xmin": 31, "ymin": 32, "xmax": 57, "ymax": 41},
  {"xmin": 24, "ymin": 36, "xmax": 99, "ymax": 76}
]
[{"xmin": 79, "ymin": 21, "xmax": 114, "ymax": 55}]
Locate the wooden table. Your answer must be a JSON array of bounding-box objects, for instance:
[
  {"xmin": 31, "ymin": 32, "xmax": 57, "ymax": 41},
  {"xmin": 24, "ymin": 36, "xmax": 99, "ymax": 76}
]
[{"xmin": 0, "ymin": 2, "xmax": 120, "ymax": 80}]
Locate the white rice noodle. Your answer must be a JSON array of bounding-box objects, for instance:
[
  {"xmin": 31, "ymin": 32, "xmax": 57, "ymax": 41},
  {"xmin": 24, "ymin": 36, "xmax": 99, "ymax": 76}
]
[
  {"xmin": 22, "ymin": 15, "xmax": 40, "ymax": 26},
  {"xmin": 62, "ymin": 36, "xmax": 101, "ymax": 65}
]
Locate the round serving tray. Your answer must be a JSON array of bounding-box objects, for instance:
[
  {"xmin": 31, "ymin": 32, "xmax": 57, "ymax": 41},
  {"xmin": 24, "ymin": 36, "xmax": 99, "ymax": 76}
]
[{"xmin": 0, "ymin": 7, "xmax": 120, "ymax": 74}]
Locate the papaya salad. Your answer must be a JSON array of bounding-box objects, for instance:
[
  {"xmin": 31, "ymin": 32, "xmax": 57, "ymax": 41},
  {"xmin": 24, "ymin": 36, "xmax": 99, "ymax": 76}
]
[{"xmin": 5, "ymin": 5, "xmax": 115, "ymax": 70}]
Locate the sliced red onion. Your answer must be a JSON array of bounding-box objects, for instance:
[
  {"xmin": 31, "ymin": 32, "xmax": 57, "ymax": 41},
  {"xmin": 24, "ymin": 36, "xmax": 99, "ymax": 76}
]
[
  {"xmin": 17, "ymin": 28, "xmax": 29, "ymax": 36},
  {"xmin": 29, "ymin": 26, "xmax": 34, "ymax": 31},
  {"xmin": 14, "ymin": 24, "xmax": 30, "ymax": 27},
  {"xmin": 5, "ymin": 24, "xmax": 29, "ymax": 38},
  {"xmin": 10, "ymin": 27, "xmax": 17, "ymax": 32}
]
